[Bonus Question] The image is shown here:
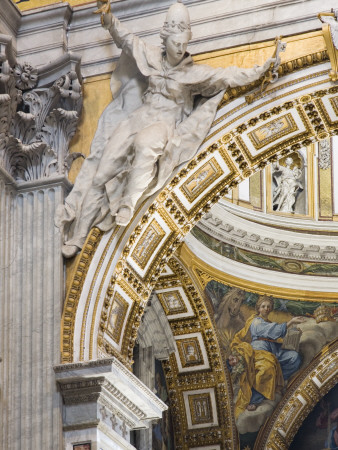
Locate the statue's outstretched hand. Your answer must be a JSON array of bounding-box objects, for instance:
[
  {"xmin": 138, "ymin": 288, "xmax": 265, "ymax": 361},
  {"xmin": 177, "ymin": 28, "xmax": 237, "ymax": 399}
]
[
  {"xmin": 261, "ymin": 57, "xmax": 277, "ymax": 75},
  {"xmin": 94, "ymin": 0, "xmax": 113, "ymax": 28},
  {"xmin": 94, "ymin": 0, "xmax": 110, "ymax": 15}
]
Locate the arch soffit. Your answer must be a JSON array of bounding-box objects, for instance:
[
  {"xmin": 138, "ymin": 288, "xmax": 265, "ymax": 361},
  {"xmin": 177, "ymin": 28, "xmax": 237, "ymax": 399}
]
[
  {"xmin": 61, "ymin": 56, "xmax": 338, "ymax": 365},
  {"xmin": 60, "ymin": 54, "xmax": 338, "ymax": 449}
]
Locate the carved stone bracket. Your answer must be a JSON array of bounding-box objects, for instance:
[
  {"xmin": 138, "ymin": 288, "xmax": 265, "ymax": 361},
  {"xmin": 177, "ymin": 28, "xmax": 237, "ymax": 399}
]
[
  {"xmin": 54, "ymin": 358, "xmax": 167, "ymax": 449},
  {"xmin": 0, "ymin": 33, "xmax": 83, "ymax": 182}
]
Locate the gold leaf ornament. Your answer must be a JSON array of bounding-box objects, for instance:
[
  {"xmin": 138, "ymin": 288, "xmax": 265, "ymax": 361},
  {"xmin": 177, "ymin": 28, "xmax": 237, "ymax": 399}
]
[{"xmin": 93, "ymin": 0, "xmax": 112, "ymax": 26}]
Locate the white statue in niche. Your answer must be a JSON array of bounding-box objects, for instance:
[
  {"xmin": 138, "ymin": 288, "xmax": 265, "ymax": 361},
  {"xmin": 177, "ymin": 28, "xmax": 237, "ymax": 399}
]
[
  {"xmin": 56, "ymin": 0, "xmax": 276, "ymax": 258},
  {"xmin": 272, "ymin": 157, "xmax": 303, "ymax": 213}
]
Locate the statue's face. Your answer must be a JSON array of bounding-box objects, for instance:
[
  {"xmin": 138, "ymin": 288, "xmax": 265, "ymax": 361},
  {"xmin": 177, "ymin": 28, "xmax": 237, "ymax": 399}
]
[{"xmin": 165, "ymin": 35, "xmax": 188, "ymax": 65}]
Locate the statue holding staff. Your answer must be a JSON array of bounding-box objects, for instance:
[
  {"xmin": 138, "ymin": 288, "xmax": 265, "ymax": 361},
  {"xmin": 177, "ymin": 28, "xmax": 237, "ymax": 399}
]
[{"xmin": 56, "ymin": 0, "xmax": 276, "ymax": 258}]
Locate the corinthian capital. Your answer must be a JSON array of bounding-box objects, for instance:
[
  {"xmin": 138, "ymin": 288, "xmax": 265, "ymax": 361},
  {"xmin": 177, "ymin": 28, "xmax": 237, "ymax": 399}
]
[{"xmin": 0, "ymin": 34, "xmax": 83, "ymax": 182}]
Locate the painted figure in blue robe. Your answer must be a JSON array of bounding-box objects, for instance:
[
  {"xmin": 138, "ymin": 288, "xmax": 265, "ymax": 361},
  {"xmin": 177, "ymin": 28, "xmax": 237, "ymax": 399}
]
[
  {"xmin": 248, "ymin": 296, "xmax": 306, "ymax": 408},
  {"xmin": 230, "ymin": 295, "xmax": 306, "ymax": 412}
]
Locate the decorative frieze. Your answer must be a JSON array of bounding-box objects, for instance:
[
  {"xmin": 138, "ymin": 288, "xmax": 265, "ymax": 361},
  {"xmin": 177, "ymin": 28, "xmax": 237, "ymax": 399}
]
[
  {"xmin": 318, "ymin": 138, "xmax": 331, "ymax": 169},
  {"xmin": 195, "ymin": 210, "xmax": 338, "ymax": 264}
]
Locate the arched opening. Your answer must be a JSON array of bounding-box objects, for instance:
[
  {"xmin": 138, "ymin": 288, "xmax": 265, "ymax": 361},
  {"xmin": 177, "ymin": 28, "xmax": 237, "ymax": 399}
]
[{"xmin": 61, "ymin": 40, "xmax": 338, "ymax": 450}]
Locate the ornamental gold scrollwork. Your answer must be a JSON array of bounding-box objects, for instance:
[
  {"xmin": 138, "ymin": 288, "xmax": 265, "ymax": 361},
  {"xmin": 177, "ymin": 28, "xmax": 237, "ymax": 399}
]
[{"xmin": 63, "ymin": 83, "xmax": 338, "ymax": 370}]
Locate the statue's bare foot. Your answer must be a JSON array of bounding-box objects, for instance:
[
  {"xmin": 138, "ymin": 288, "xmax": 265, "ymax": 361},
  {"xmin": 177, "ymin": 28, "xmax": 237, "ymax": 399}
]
[
  {"xmin": 246, "ymin": 404, "xmax": 257, "ymax": 411},
  {"xmin": 62, "ymin": 244, "xmax": 80, "ymax": 258},
  {"xmin": 116, "ymin": 206, "xmax": 132, "ymax": 226}
]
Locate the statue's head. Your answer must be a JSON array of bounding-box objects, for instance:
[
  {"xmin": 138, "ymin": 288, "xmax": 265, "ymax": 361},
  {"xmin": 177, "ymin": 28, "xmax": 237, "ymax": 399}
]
[{"xmin": 161, "ymin": 1, "xmax": 192, "ymax": 65}]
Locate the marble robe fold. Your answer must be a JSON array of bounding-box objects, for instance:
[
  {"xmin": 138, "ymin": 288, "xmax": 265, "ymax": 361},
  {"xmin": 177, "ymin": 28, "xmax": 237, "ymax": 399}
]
[{"xmin": 56, "ymin": 16, "xmax": 267, "ymax": 248}]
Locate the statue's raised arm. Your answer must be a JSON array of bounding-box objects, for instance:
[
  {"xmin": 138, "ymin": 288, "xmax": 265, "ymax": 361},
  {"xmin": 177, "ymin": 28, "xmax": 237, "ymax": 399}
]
[{"xmin": 57, "ymin": 0, "xmax": 279, "ymax": 258}]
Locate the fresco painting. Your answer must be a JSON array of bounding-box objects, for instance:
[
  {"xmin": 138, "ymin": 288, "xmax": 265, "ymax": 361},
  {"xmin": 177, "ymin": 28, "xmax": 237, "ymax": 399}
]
[{"xmin": 205, "ymin": 280, "xmax": 338, "ymax": 449}]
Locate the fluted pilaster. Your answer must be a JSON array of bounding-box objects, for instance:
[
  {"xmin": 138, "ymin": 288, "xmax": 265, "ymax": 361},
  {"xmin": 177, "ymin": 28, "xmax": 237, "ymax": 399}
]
[{"xmin": 0, "ymin": 171, "xmax": 72, "ymax": 449}]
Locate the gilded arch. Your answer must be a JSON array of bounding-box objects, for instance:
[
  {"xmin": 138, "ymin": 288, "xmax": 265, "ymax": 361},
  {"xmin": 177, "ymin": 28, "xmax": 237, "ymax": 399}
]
[{"xmin": 61, "ymin": 42, "xmax": 338, "ymax": 449}]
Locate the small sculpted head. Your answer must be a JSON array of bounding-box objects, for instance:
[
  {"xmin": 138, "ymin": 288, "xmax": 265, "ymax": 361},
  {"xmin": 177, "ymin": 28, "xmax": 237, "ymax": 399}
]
[
  {"xmin": 161, "ymin": 1, "xmax": 192, "ymax": 66},
  {"xmin": 256, "ymin": 295, "xmax": 274, "ymax": 319},
  {"xmin": 285, "ymin": 157, "xmax": 293, "ymax": 167}
]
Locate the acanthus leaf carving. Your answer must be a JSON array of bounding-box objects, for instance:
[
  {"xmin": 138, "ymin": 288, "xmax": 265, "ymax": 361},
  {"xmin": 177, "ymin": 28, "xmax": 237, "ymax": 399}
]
[
  {"xmin": 0, "ymin": 37, "xmax": 83, "ymax": 182},
  {"xmin": 4, "ymin": 137, "xmax": 57, "ymax": 181}
]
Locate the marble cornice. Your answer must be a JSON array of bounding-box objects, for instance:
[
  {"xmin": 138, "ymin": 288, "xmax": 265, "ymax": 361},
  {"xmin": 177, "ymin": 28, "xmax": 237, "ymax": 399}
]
[
  {"xmin": 55, "ymin": 357, "xmax": 167, "ymax": 436},
  {"xmin": 19, "ymin": 3, "xmax": 73, "ymax": 33},
  {"xmin": 195, "ymin": 208, "xmax": 338, "ymax": 263},
  {"xmin": 0, "ymin": 1, "xmax": 21, "ymax": 48},
  {"xmin": 13, "ymin": 0, "xmax": 333, "ymax": 77},
  {"xmin": 54, "ymin": 357, "xmax": 167, "ymax": 412},
  {"xmin": 220, "ymin": 200, "xmax": 338, "ymax": 233}
]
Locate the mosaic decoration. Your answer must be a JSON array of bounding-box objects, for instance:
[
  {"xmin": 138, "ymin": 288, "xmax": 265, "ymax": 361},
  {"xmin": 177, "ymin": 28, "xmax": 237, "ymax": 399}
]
[
  {"xmin": 176, "ymin": 336, "xmax": 204, "ymax": 368},
  {"xmin": 203, "ymin": 278, "xmax": 338, "ymax": 450},
  {"xmin": 131, "ymin": 219, "xmax": 166, "ymax": 270},
  {"xmin": 157, "ymin": 290, "xmax": 187, "ymax": 315},
  {"xmin": 107, "ymin": 292, "xmax": 129, "ymax": 344},
  {"xmin": 180, "ymin": 158, "xmax": 223, "ymax": 202}
]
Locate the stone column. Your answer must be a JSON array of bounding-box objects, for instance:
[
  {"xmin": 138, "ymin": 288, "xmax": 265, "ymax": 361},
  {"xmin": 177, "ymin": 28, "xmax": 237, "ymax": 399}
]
[
  {"xmin": 54, "ymin": 358, "xmax": 167, "ymax": 450},
  {"xmin": 0, "ymin": 34, "xmax": 82, "ymax": 449}
]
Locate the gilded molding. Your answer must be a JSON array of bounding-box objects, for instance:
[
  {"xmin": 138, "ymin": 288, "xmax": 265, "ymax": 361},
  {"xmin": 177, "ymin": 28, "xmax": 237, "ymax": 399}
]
[
  {"xmin": 219, "ymin": 50, "xmax": 329, "ymax": 109},
  {"xmin": 180, "ymin": 242, "xmax": 338, "ymax": 302},
  {"xmin": 63, "ymin": 68, "xmax": 338, "ymax": 400},
  {"xmin": 61, "ymin": 227, "xmax": 103, "ymax": 362},
  {"xmin": 255, "ymin": 338, "xmax": 338, "ymax": 450},
  {"xmin": 154, "ymin": 256, "xmax": 237, "ymax": 449}
]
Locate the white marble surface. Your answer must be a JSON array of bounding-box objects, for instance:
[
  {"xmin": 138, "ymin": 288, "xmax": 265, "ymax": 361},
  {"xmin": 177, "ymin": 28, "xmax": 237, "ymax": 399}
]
[
  {"xmin": 55, "ymin": 358, "xmax": 167, "ymax": 449},
  {"xmin": 185, "ymin": 232, "xmax": 338, "ymax": 292},
  {"xmin": 2, "ymin": 0, "xmax": 333, "ymax": 77},
  {"xmin": 0, "ymin": 171, "xmax": 66, "ymax": 450}
]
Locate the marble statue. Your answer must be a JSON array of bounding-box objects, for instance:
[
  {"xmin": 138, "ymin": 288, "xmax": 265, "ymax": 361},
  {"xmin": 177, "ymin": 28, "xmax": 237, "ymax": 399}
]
[
  {"xmin": 272, "ymin": 157, "xmax": 303, "ymax": 213},
  {"xmin": 56, "ymin": 0, "xmax": 276, "ymax": 258}
]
